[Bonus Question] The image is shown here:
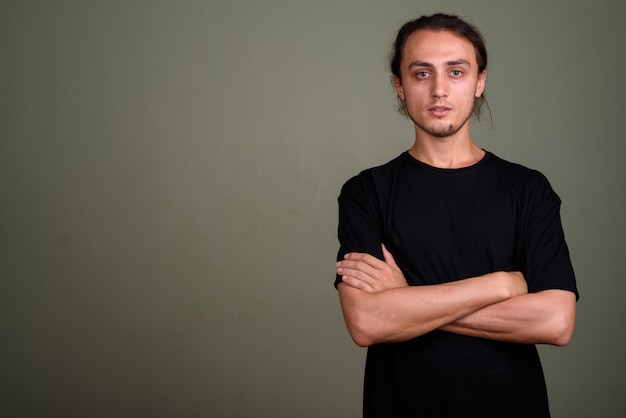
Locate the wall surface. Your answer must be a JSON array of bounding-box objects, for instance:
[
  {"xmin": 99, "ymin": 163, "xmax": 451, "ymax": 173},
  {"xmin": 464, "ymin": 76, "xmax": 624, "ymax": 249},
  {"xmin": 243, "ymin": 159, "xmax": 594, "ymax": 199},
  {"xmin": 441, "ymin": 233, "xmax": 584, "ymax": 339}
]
[{"xmin": 1, "ymin": 1, "xmax": 624, "ymax": 417}]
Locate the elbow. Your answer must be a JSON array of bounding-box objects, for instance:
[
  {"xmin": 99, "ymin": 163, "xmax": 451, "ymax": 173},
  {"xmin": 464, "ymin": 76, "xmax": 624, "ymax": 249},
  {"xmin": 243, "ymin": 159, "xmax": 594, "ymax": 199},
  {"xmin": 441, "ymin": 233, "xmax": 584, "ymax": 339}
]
[
  {"xmin": 538, "ymin": 290, "xmax": 577, "ymax": 347},
  {"xmin": 549, "ymin": 320, "xmax": 574, "ymax": 347},
  {"xmin": 345, "ymin": 312, "xmax": 378, "ymax": 347},
  {"xmin": 338, "ymin": 284, "xmax": 380, "ymax": 347},
  {"xmin": 350, "ymin": 332, "xmax": 374, "ymax": 348},
  {"xmin": 545, "ymin": 309, "xmax": 576, "ymax": 347},
  {"xmin": 549, "ymin": 330, "xmax": 572, "ymax": 347}
]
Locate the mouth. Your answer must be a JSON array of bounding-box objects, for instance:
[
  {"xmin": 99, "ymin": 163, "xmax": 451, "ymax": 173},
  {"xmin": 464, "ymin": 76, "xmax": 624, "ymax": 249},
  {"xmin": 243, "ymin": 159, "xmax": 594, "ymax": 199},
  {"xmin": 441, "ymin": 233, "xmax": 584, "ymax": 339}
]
[{"xmin": 428, "ymin": 106, "xmax": 451, "ymax": 117}]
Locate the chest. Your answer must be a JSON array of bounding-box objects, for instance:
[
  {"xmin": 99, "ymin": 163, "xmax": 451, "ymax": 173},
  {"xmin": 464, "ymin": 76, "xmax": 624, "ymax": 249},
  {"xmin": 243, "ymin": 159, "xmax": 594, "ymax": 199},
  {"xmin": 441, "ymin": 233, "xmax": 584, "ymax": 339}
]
[{"xmin": 386, "ymin": 172, "xmax": 519, "ymax": 282}]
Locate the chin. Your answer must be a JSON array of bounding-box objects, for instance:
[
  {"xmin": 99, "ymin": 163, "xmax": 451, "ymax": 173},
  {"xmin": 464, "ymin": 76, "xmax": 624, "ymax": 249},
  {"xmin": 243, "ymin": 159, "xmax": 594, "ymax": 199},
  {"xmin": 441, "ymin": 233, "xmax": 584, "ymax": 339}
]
[{"xmin": 425, "ymin": 123, "xmax": 458, "ymax": 138}]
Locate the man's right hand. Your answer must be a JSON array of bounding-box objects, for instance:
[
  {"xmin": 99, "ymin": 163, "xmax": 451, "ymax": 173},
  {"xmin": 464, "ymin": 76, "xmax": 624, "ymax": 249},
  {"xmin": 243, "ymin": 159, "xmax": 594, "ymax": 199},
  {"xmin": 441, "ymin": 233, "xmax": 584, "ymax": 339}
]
[{"xmin": 493, "ymin": 271, "xmax": 528, "ymax": 298}]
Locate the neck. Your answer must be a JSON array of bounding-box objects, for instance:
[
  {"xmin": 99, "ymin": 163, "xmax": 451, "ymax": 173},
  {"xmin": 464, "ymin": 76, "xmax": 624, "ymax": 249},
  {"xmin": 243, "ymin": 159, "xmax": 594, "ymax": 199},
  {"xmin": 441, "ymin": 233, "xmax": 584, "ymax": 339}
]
[{"xmin": 408, "ymin": 129, "xmax": 484, "ymax": 169}]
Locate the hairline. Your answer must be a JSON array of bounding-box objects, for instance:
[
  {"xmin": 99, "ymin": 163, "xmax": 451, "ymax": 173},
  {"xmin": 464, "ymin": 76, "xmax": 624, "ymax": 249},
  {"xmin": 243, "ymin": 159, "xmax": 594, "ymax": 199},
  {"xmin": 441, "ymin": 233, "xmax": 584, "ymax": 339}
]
[{"xmin": 399, "ymin": 29, "xmax": 484, "ymax": 81}]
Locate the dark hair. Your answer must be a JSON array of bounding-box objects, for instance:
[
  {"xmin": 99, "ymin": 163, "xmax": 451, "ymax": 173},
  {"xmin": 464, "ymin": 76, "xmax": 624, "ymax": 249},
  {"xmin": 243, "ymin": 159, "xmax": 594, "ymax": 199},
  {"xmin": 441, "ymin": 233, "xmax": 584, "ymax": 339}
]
[{"xmin": 389, "ymin": 13, "xmax": 490, "ymax": 121}]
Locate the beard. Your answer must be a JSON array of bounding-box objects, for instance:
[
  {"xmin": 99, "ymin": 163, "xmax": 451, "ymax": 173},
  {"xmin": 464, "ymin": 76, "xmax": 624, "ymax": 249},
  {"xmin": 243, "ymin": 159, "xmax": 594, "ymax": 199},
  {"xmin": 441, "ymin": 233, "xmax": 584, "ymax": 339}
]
[{"xmin": 408, "ymin": 103, "xmax": 473, "ymax": 138}]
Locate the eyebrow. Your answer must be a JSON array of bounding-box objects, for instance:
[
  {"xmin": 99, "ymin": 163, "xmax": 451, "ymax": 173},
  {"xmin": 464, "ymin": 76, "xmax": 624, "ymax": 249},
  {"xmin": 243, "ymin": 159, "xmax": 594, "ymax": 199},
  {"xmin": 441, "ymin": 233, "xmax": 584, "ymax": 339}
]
[{"xmin": 408, "ymin": 59, "xmax": 471, "ymax": 69}]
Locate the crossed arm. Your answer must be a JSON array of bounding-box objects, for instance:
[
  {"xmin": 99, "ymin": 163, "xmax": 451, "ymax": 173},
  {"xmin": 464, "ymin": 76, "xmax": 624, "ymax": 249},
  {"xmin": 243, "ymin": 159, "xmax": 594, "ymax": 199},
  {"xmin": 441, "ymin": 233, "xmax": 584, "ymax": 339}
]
[{"xmin": 336, "ymin": 245, "xmax": 576, "ymax": 347}]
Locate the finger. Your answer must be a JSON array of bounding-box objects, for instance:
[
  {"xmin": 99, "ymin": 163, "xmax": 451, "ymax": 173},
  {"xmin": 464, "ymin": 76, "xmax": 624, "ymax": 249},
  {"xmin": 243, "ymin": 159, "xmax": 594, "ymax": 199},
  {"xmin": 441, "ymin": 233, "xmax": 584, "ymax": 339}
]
[
  {"xmin": 381, "ymin": 244, "xmax": 399, "ymax": 269},
  {"xmin": 344, "ymin": 252, "xmax": 388, "ymax": 271},
  {"xmin": 341, "ymin": 274, "xmax": 375, "ymax": 293},
  {"xmin": 338, "ymin": 259, "xmax": 381, "ymax": 280},
  {"xmin": 337, "ymin": 265, "xmax": 378, "ymax": 286}
]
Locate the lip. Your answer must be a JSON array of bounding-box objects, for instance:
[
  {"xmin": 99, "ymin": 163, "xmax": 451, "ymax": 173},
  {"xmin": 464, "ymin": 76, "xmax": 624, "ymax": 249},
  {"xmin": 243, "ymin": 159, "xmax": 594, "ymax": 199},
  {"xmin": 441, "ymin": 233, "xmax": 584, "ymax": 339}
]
[{"xmin": 428, "ymin": 106, "xmax": 451, "ymax": 117}]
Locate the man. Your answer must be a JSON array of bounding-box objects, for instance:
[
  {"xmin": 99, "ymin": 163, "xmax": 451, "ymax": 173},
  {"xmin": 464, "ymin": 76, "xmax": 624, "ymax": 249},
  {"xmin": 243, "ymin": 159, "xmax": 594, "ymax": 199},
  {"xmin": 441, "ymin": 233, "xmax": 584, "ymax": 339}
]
[{"xmin": 335, "ymin": 13, "xmax": 578, "ymax": 418}]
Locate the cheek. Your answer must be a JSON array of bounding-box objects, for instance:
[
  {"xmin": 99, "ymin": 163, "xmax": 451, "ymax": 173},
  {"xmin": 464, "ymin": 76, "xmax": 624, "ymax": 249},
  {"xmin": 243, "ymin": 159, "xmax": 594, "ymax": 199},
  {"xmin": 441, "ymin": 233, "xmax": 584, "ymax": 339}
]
[
  {"xmin": 404, "ymin": 84, "xmax": 429, "ymax": 102},
  {"xmin": 459, "ymin": 84, "xmax": 481, "ymax": 103}
]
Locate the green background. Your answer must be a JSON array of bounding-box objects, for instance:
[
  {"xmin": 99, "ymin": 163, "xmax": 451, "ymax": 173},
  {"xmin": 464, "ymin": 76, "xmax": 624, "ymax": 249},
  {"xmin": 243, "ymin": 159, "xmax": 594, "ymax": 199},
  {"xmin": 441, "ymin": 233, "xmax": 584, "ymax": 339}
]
[{"xmin": 1, "ymin": 1, "xmax": 624, "ymax": 416}]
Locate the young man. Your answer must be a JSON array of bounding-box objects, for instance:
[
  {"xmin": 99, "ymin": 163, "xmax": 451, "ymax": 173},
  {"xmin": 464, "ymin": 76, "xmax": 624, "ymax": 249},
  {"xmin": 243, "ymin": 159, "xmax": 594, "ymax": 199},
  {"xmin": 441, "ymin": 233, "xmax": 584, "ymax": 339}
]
[{"xmin": 335, "ymin": 13, "xmax": 578, "ymax": 417}]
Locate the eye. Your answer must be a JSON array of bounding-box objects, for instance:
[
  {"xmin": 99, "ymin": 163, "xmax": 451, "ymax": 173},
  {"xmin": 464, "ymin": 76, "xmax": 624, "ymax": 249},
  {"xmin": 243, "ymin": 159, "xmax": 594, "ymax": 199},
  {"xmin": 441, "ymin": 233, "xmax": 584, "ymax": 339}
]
[
  {"xmin": 416, "ymin": 71, "xmax": 429, "ymax": 78},
  {"xmin": 450, "ymin": 70, "xmax": 462, "ymax": 77}
]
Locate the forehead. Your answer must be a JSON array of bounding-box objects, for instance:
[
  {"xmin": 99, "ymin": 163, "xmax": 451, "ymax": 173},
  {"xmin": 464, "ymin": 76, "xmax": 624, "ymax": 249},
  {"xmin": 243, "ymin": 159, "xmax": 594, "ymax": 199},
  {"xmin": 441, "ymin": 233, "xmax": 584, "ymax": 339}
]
[{"xmin": 402, "ymin": 29, "xmax": 478, "ymax": 67}]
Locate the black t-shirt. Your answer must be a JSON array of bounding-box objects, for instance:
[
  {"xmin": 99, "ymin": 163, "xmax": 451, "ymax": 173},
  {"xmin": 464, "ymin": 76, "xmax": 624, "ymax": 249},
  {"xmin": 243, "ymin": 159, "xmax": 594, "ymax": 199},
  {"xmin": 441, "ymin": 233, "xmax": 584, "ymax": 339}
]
[{"xmin": 336, "ymin": 151, "xmax": 578, "ymax": 418}]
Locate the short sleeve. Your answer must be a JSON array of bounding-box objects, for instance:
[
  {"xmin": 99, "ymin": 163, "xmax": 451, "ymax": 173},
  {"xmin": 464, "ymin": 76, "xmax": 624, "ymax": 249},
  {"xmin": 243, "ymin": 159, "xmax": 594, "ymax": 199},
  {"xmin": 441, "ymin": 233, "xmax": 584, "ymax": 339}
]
[
  {"xmin": 335, "ymin": 173, "xmax": 385, "ymax": 288},
  {"xmin": 516, "ymin": 172, "xmax": 578, "ymax": 299}
]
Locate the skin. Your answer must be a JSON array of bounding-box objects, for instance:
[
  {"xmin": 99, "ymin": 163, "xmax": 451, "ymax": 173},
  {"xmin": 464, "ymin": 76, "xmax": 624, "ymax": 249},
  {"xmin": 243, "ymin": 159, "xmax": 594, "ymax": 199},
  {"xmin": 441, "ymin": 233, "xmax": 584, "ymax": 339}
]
[{"xmin": 337, "ymin": 29, "xmax": 576, "ymax": 347}]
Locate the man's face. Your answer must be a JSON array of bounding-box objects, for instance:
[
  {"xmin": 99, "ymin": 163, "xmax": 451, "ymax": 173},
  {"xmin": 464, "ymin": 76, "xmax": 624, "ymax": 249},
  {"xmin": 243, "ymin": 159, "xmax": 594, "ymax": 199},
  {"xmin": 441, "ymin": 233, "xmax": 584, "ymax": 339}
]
[{"xmin": 394, "ymin": 29, "xmax": 486, "ymax": 138}]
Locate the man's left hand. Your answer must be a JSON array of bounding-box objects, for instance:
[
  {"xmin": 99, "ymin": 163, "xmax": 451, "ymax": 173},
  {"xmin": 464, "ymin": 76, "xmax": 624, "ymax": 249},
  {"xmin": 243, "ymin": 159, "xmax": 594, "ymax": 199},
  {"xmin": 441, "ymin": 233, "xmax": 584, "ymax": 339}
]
[{"xmin": 337, "ymin": 244, "xmax": 408, "ymax": 293}]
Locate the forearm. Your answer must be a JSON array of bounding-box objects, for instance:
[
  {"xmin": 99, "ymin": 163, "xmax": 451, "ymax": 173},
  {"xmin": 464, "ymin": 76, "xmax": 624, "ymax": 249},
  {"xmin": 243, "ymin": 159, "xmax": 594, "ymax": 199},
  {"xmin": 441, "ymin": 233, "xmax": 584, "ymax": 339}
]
[
  {"xmin": 338, "ymin": 272, "xmax": 521, "ymax": 347},
  {"xmin": 440, "ymin": 289, "xmax": 576, "ymax": 346}
]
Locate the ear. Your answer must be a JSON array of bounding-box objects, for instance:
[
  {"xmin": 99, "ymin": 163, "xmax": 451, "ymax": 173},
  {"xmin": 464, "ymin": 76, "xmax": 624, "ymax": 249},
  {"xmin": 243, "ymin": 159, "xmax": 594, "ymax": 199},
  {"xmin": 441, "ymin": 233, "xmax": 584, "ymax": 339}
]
[
  {"xmin": 475, "ymin": 70, "xmax": 487, "ymax": 98},
  {"xmin": 393, "ymin": 75, "xmax": 405, "ymax": 101}
]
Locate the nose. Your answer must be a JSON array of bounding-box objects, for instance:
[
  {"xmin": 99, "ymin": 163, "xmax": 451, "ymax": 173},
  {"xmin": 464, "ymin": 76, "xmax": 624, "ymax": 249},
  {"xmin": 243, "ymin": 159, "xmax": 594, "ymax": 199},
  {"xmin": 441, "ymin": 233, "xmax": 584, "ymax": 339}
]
[{"xmin": 432, "ymin": 72, "xmax": 448, "ymax": 99}]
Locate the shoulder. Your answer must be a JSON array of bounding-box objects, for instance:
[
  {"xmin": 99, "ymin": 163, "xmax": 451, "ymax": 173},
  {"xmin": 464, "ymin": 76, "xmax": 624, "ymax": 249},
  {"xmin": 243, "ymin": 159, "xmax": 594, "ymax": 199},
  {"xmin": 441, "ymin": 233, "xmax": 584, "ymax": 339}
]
[
  {"xmin": 340, "ymin": 153, "xmax": 407, "ymax": 197},
  {"xmin": 486, "ymin": 152, "xmax": 560, "ymax": 204},
  {"xmin": 487, "ymin": 152, "xmax": 541, "ymax": 178},
  {"xmin": 488, "ymin": 153, "xmax": 554, "ymax": 188}
]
